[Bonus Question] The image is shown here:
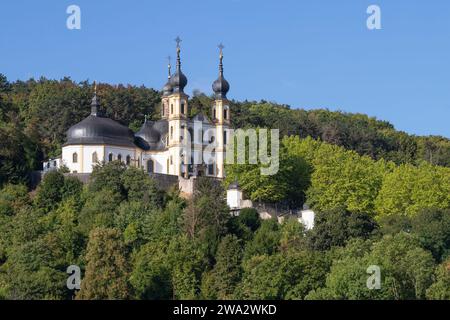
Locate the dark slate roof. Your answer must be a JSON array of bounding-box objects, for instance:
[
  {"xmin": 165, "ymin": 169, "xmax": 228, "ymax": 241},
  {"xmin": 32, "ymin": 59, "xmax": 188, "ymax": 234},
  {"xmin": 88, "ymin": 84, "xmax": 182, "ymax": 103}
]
[
  {"xmin": 191, "ymin": 112, "xmax": 211, "ymax": 124},
  {"xmin": 162, "ymin": 80, "xmax": 173, "ymax": 97},
  {"xmin": 227, "ymin": 181, "xmax": 240, "ymax": 190},
  {"xmin": 170, "ymin": 69, "xmax": 187, "ymax": 93},
  {"xmin": 212, "ymin": 74, "xmax": 230, "ymax": 99},
  {"xmin": 135, "ymin": 119, "xmax": 168, "ymax": 151},
  {"xmin": 64, "ymin": 115, "xmax": 136, "ymax": 148}
]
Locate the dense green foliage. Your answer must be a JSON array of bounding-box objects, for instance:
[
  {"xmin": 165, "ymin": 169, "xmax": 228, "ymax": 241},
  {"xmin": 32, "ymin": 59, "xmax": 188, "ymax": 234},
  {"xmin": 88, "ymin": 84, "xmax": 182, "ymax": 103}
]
[
  {"xmin": 0, "ymin": 75, "xmax": 449, "ymax": 300},
  {"xmin": 0, "ymin": 162, "xmax": 449, "ymax": 300}
]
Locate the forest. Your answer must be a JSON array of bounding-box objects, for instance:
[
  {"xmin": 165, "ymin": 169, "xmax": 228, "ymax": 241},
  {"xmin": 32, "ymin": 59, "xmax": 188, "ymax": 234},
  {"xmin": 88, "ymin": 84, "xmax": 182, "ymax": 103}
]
[{"xmin": 0, "ymin": 75, "xmax": 449, "ymax": 300}]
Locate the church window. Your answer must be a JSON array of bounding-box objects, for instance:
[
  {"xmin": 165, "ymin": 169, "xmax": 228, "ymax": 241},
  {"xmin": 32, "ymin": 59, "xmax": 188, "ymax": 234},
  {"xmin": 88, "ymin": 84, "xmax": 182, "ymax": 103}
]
[
  {"xmin": 224, "ymin": 130, "xmax": 227, "ymax": 145},
  {"xmin": 170, "ymin": 126, "xmax": 173, "ymax": 139},
  {"xmin": 117, "ymin": 154, "xmax": 122, "ymax": 162},
  {"xmin": 224, "ymin": 109, "xmax": 228, "ymax": 120},
  {"xmin": 213, "ymin": 107, "xmax": 216, "ymax": 120},
  {"xmin": 108, "ymin": 153, "xmax": 113, "ymax": 162},
  {"xmin": 147, "ymin": 159, "xmax": 154, "ymax": 173},
  {"xmin": 126, "ymin": 155, "xmax": 131, "ymax": 165},
  {"xmin": 181, "ymin": 102, "xmax": 185, "ymax": 114},
  {"xmin": 92, "ymin": 152, "xmax": 98, "ymax": 163},
  {"xmin": 188, "ymin": 128, "xmax": 194, "ymax": 143},
  {"xmin": 171, "ymin": 104, "xmax": 173, "ymax": 114},
  {"xmin": 208, "ymin": 162, "xmax": 215, "ymax": 176},
  {"xmin": 72, "ymin": 152, "xmax": 78, "ymax": 163}
]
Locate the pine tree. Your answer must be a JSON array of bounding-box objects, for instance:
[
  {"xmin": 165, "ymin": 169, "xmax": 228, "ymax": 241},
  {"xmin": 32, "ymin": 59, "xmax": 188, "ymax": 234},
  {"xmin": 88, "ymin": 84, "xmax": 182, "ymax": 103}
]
[{"xmin": 77, "ymin": 228, "xmax": 130, "ymax": 300}]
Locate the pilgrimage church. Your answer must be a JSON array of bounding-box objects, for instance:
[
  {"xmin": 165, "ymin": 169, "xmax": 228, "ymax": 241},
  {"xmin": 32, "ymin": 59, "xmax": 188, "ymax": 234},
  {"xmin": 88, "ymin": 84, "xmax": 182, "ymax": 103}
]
[
  {"xmin": 44, "ymin": 38, "xmax": 231, "ymax": 179},
  {"xmin": 42, "ymin": 39, "xmax": 316, "ymax": 229}
]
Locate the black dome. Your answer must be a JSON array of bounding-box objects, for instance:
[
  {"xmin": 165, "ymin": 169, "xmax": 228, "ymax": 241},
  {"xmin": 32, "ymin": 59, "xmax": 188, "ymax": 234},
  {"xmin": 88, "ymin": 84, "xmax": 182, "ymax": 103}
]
[
  {"xmin": 135, "ymin": 121, "xmax": 160, "ymax": 144},
  {"xmin": 135, "ymin": 119, "xmax": 168, "ymax": 151},
  {"xmin": 212, "ymin": 74, "xmax": 230, "ymax": 99},
  {"xmin": 170, "ymin": 70, "xmax": 187, "ymax": 93},
  {"xmin": 162, "ymin": 80, "xmax": 173, "ymax": 96},
  {"xmin": 65, "ymin": 115, "xmax": 136, "ymax": 147}
]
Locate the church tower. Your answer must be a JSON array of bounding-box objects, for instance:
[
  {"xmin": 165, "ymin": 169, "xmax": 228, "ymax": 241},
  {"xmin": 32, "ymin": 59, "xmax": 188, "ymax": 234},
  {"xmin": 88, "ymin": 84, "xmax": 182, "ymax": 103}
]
[
  {"xmin": 167, "ymin": 37, "xmax": 189, "ymax": 176},
  {"xmin": 161, "ymin": 56, "xmax": 172, "ymax": 119},
  {"xmin": 212, "ymin": 44, "xmax": 230, "ymax": 178}
]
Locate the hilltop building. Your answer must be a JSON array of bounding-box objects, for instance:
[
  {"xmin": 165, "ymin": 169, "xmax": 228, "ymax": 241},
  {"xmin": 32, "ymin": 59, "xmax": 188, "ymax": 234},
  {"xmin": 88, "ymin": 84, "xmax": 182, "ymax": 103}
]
[{"xmin": 44, "ymin": 40, "xmax": 231, "ymax": 179}]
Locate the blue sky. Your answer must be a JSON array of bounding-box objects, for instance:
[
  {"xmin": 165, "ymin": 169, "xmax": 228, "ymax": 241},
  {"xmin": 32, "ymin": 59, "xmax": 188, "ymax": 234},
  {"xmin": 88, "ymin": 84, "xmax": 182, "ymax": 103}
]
[{"xmin": 1, "ymin": 0, "xmax": 449, "ymax": 137}]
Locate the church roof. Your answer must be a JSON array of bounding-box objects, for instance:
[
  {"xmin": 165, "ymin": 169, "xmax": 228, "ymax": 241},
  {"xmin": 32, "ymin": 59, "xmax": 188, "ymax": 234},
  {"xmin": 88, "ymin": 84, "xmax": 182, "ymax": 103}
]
[
  {"xmin": 135, "ymin": 119, "xmax": 168, "ymax": 151},
  {"xmin": 64, "ymin": 115, "xmax": 136, "ymax": 148},
  {"xmin": 191, "ymin": 112, "xmax": 211, "ymax": 124}
]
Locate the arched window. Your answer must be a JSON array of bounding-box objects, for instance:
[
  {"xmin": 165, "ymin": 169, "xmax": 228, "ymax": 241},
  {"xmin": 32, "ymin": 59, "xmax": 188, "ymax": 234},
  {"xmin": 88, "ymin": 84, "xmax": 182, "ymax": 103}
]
[
  {"xmin": 92, "ymin": 152, "xmax": 98, "ymax": 163},
  {"xmin": 188, "ymin": 128, "xmax": 194, "ymax": 143},
  {"xmin": 208, "ymin": 162, "xmax": 215, "ymax": 176},
  {"xmin": 170, "ymin": 126, "xmax": 173, "ymax": 139},
  {"xmin": 224, "ymin": 130, "xmax": 227, "ymax": 145},
  {"xmin": 181, "ymin": 102, "xmax": 185, "ymax": 114},
  {"xmin": 147, "ymin": 159, "xmax": 154, "ymax": 173},
  {"xmin": 108, "ymin": 153, "xmax": 113, "ymax": 162},
  {"xmin": 189, "ymin": 156, "xmax": 194, "ymax": 173},
  {"xmin": 72, "ymin": 152, "xmax": 78, "ymax": 163},
  {"xmin": 117, "ymin": 154, "xmax": 122, "ymax": 162},
  {"xmin": 224, "ymin": 108, "xmax": 228, "ymax": 120},
  {"xmin": 126, "ymin": 155, "xmax": 131, "ymax": 165}
]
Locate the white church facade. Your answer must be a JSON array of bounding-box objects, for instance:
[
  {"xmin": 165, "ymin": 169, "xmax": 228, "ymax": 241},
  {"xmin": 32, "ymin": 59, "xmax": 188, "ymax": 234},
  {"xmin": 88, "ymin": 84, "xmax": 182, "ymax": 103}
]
[{"xmin": 44, "ymin": 40, "xmax": 231, "ymax": 179}]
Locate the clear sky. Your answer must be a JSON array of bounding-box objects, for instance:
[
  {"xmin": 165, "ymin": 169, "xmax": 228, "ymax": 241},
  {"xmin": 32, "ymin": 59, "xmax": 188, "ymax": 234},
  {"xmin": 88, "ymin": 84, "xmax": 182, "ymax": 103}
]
[{"xmin": 1, "ymin": 0, "xmax": 449, "ymax": 137}]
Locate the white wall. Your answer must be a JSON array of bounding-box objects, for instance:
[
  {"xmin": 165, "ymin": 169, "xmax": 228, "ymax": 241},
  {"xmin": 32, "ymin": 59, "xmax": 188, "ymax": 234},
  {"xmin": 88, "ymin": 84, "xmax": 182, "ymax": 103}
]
[
  {"xmin": 82, "ymin": 145, "xmax": 104, "ymax": 173},
  {"xmin": 62, "ymin": 145, "xmax": 82, "ymax": 173},
  {"xmin": 104, "ymin": 146, "xmax": 136, "ymax": 167},
  {"xmin": 62, "ymin": 145, "xmax": 137, "ymax": 174},
  {"xmin": 142, "ymin": 150, "xmax": 170, "ymax": 174},
  {"xmin": 43, "ymin": 158, "xmax": 61, "ymax": 172},
  {"xmin": 227, "ymin": 189, "xmax": 243, "ymax": 209}
]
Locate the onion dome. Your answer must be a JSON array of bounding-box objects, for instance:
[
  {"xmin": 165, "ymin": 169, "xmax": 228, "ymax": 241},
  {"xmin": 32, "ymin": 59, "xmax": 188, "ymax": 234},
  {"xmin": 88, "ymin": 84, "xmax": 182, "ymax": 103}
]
[
  {"xmin": 65, "ymin": 84, "xmax": 136, "ymax": 147},
  {"xmin": 169, "ymin": 37, "xmax": 188, "ymax": 93},
  {"xmin": 212, "ymin": 43, "xmax": 230, "ymax": 99}
]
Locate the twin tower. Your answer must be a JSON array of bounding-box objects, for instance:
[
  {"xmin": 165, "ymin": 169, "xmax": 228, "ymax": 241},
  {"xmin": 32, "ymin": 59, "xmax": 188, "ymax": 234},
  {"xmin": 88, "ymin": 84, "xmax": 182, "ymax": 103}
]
[{"xmin": 157, "ymin": 38, "xmax": 231, "ymax": 178}]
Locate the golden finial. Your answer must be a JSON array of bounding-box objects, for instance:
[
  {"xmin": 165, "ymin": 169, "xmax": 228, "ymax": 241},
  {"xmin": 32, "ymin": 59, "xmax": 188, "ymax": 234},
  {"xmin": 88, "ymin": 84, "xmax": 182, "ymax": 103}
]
[
  {"xmin": 218, "ymin": 43, "xmax": 224, "ymax": 75},
  {"xmin": 175, "ymin": 36, "xmax": 182, "ymax": 68},
  {"xmin": 167, "ymin": 55, "xmax": 172, "ymax": 79}
]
